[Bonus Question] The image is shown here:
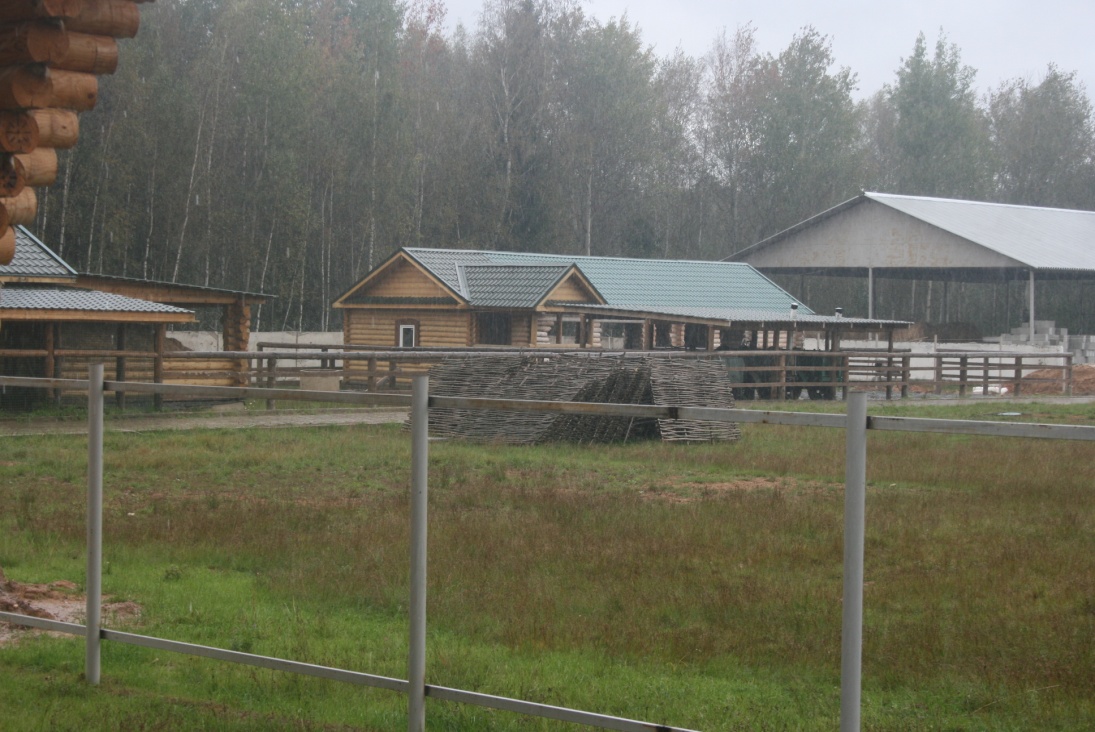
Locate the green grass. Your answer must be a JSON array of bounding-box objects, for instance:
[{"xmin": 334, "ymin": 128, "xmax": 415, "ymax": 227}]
[{"xmin": 1, "ymin": 406, "xmax": 1094, "ymax": 730}]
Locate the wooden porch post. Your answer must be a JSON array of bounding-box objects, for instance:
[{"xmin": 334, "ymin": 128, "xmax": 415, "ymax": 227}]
[
  {"xmin": 153, "ymin": 323, "xmax": 165, "ymax": 412},
  {"xmin": 52, "ymin": 323, "xmax": 62, "ymax": 407},
  {"xmin": 115, "ymin": 324, "xmax": 127, "ymax": 410}
]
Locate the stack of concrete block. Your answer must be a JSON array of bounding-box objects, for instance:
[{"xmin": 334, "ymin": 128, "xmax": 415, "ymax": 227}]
[
  {"xmin": 1070, "ymin": 335, "xmax": 1095, "ymax": 364},
  {"xmin": 994, "ymin": 321, "xmax": 1068, "ymax": 346}
]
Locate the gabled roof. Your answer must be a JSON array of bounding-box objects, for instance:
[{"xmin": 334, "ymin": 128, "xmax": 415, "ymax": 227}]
[
  {"xmin": 459, "ymin": 264, "xmax": 601, "ymax": 309},
  {"xmin": 0, "ymin": 227, "xmax": 77, "ymax": 282},
  {"xmin": 733, "ymin": 192, "xmax": 1095, "ymax": 273},
  {"xmin": 0, "ymin": 287, "xmax": 195, "ymax": 321},
  {"xmin": 403, "ymin": 248, "xmax": 811, "ymax": 318}
]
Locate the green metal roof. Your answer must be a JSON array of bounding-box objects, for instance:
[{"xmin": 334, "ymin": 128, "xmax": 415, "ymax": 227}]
[
  {"xmin": 460, "ymin": 264, "xmax": 573, "ymax": 308},
  {"xmin": 405, "ymin": 248, "xmax": 811, "ymax": 317}
]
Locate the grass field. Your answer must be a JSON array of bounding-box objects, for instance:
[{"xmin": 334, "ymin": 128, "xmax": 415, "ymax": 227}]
[{"xmin": 1, "ymin": 400, "xmax": 1094, "ymax": 730}]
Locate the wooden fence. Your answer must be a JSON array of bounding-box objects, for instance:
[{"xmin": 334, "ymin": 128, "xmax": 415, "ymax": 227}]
[{"xmin": 0, "ymin": 344, "xmax": 1075, "ymax": 410}]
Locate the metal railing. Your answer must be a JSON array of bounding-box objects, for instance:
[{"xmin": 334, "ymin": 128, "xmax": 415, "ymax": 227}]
[{"xmin": 2, "ymin": 369, "xmax": 1094, "ymax": 732}]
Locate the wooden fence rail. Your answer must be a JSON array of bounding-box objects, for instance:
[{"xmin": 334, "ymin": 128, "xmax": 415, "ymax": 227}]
[{"xmin": 0, "ymin": 345, "xmax": 1075, "ymax": 409}]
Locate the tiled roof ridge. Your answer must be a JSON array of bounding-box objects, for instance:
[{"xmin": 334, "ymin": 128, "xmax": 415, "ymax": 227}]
[{"xmin": 405, "ymin": 247, "xmax": 755, "ymax": 267}]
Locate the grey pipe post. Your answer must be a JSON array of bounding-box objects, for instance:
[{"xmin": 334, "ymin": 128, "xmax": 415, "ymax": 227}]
[
  {"xmin": 408, "ymin": 375, "xmax": 429, "ymax": 732},
  {"xmin": 840, "ymin": 391, "xmax": 868, "ymax": 732},
  {"xmin": 86, "ymin": 363, "xmax": 105, "ymax": 685}
]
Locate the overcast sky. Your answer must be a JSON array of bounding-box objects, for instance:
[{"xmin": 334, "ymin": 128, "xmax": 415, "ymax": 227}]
[{"xmin": 441, "ymin": 0, "xmax": 1095, "ymax": 99}]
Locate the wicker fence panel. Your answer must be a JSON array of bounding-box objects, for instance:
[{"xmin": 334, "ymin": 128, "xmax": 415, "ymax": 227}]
[{"xmin": 423, "ymin": 354, "xmax": 740, "ymax": 445}]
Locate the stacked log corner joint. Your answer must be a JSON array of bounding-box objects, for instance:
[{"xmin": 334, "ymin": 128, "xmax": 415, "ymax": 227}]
[{"xmin": 0, "ymin": 0, "xmax": 152, "ymax": 265}]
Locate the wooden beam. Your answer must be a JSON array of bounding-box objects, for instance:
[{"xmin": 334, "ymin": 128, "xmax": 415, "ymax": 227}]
[
  {"xmin": 54, "ymin": 32, "xmax": 118, "ymax": 74},
  {"xmin": 0, "ymin": 185, "xmax": 36, "ymax": 225},
  {"xmin": 0, "ymin": 110, "xmax": 37, "ymax": 151},
  {"xmin": 14, "ymin": 145, "xmax": 56, "ymax": 185},
  {"xmin": 0, "ymin": 223, "xmax": 13, "ymax": 264},
  {"xmin": 0, "ymin": 0, "xmax": 84, "ymax": 24},
  {"xmin": 66, "ymin": 0, "xmax": 140, "ymax": 38},
  {"xmin": 28, "ymin": 107, "xmax": 76, "ymax": 147},
  {"xmin": 0, "ymin": 21, "xmax": 70, "ymax": 66},
  {"xmin": 0, "ymin": 65, "xmax": 50, "ymax": 108}
]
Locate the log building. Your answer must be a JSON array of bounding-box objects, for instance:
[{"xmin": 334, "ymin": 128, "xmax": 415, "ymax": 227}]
[
  {"xmin": 0, "ymin": 0, "xmax": 154, "ymax": 265},
  {"xmin": 0, "ymin": 225, "xmax": 269, "ymax": 406},
  {"xmin": 334, "ymin": 247, "xmax": 903, "ymax": 380}
]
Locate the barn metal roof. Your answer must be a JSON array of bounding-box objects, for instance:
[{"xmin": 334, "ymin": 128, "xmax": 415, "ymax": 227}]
[
  {"xmin": 736, "ymin": 192, "xmax": 1095, "ymax": 273},
  {"xmin": 0, "ymin": 226, "xmax": 77, "ymax": 280},
  {"xmin": 405, "ymin": 248, "xmax": 812, "ymax": 316},
  {"xmin": 0, "ymin": 288, "xmax": 194, "ymax": 316},
  {"xmin": 870, "ymin": 193, "xmax": 1095, "ymax": 271}
]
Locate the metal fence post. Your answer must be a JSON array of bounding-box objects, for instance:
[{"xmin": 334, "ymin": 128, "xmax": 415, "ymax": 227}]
[
  {"xmin": 841, "ymin": 391, "xmax": 868, "ymax": 732},
  {"xmin": 86, "ymin": 363, "xmax": 104, "ymax": 685},
  {"xmin": 408, "ymin": 375, "xmax": 429, "ymax": 732}
]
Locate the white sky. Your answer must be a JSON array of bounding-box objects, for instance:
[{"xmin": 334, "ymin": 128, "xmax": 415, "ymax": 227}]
[{"xmin": 442, "ymin": 0, "xmax": 1095, "ymax": 99}]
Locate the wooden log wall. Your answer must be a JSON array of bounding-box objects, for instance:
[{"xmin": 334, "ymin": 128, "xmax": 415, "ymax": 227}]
[
  {"xmin": 0, "ymin": 0, "xmax": 152, "ymax": 264},
  {"xmin": 343, "ymin": 309, "xmax": 469, "ymax": 381}
]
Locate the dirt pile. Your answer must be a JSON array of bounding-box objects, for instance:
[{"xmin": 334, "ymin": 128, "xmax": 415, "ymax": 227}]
[
  {"xmin": 0, "ymin": 565, "xmax": 140, "ymax": 646},
  {"xmin": 1021, "ymin": 364, "xmax": 1095, "ymax": 395}
]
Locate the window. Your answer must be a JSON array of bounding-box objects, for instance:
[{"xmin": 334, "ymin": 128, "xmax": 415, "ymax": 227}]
[{"xmin": 398, "ymin": 323, "xmax": 417, "ymax": 348}]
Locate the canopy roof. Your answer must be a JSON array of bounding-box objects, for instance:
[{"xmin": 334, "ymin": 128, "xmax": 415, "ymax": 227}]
[
  {"xmin": 0, "ymin": 287, "xmax": 194, "ymax": 323},
  {"xmin": 0, "ymin": 227, "xmax": 77, "ymax": 283}
]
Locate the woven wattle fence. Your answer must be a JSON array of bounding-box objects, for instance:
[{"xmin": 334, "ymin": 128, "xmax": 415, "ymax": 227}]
[{"xmin": 421, "ymin": 354, "xmax": 741, "ymax": 445}]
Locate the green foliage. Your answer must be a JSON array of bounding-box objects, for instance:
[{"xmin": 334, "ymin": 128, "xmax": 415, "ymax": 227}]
[{"xmin": 26, "ymin": 4, "xmax": 1095, "ymax": 330}]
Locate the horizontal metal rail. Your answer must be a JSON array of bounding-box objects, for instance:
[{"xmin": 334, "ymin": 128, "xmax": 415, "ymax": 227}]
[
  {"xmin": 869, "ymin": 415, "xmax": 1095, "ymax": 441},
  {"xmin": 0, "ymin": 610, "xmax": 694, "ymax": 731},
  {"xmin": 424, "ymin": 685, "xmax": 699, "ymax": 732},
  {"xmin": 0, "ymin": 611, "xmax": 86, "ymax": 636},
  {"xmin": 102, "ymin": 630, "xmax": 409, "ymax": 693}
]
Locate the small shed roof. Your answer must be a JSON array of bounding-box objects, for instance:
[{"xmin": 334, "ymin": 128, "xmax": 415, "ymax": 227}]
[
  {"xmin": 0, "ymin": 227, "xmax": 77, "ymax": 282},
  {"xmin": 0, "ymin": 288, "xmax": 194, "ymax": 322},
  {"xmin": 731, "ymin": 192, "xmax": 1095, "ymax": 278}
]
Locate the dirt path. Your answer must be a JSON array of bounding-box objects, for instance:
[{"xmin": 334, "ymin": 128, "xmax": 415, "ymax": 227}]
[{"xmin": 0, "ymin": 408, "xmax": 409, "ymax": 437}]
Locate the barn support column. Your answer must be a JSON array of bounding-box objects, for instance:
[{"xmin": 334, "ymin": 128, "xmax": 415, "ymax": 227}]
[
  {"xmin": 1029, "ymin": 270, "xmax": 1036, "ymax": 341},
  {"xmin": 867, "ymin": 267, "xmax": 874, "ymax": 320}
]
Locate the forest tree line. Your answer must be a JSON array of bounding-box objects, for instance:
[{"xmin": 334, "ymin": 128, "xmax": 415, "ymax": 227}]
[{"xmin": 30, "ymin": 0, "xmax": 1095, "ymax": 331}]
